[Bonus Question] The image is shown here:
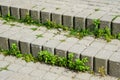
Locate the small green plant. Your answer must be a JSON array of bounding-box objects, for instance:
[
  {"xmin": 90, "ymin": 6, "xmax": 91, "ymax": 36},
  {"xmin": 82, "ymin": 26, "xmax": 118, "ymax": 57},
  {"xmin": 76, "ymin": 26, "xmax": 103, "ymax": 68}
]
[
  {"xmin": 94, "ymin": 8, "xmax": 100, "ymax": 11},
  {"xmin": 0, "ymin": 65, "xmax": 9, "ymax": 71},
  {"xmin": 31, "ymin": 27, "xmax": 38, "ymax": 31},
  {"xmin": 98, "ymin": 66, "xmax": 105, "ymax": 77},
  {"xmin": 22, "ymin": 54, "xmax": 35, "ymax": 62},
  {"xmin": 36, "ymin": 34, "xmax": 43, "ymax": 38}
]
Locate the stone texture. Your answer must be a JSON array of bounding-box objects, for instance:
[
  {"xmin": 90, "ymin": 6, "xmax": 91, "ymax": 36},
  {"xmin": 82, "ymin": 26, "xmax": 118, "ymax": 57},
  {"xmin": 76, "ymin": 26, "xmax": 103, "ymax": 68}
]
[
  {"xmin": 43, "ymin": 39, "xmax": 61, "ymax": 54},
  {"xmin": 10, "ymin": 7, "xmax": 20, "ymax": 19},
  {"xmin": 109, "ymin": 52, "xmax": 120, "ymax": 77},
  {"xmin": 30, "ymin": 9, "xmax": 40, "ymax": 22},
  {"xmin": 20, "ymin": 8, "xmax": 29, "ymax": 19},
  {"xmin": 81, "ymin": 46, "xmax": 101, "ymax": 70},
  {"xmin": 31, "ymin": 38, "xmax": 48, "ymax": 56},
  {"xmin": 86, "ymin": 11, "xmax": 106, "ymax": 31},
  {"xmin": 1, "ymin": 5, "xmax": 9, "ymax": 17},
  {"xmin": 75, "ymin": 9, "xmax": 94, "ymax": 30},
  {"xmin": 112, "ymin": 17, "xmax": 120, "ymax": 34},
  {"xmin": 8, "ymin": 64, "xmax": 23, "ymax": 72},
  {"xmin": 94, "ymin": 49, "xmax": 114, "ymax": 74}
]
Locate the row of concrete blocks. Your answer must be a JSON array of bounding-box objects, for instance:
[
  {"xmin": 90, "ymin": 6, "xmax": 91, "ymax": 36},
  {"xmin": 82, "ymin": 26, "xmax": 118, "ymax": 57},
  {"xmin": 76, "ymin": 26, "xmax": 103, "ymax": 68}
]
[
  {"xmin": 0, "ymin": 24, "xmax": 120, "ymax": 77},
  {"xmin": 0, "ymin": 4, "xmax": 120, "ymax": 34}
]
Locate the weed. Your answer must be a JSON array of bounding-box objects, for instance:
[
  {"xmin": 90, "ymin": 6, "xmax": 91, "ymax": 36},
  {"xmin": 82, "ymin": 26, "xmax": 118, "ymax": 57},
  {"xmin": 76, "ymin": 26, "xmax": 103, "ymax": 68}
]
[
  {"xmin": 56, "ymin": 8, "xmax": 60, "ymax": 10},
  {"xmin": 36, "ymin": 34, "xmax": 43, "ymax": 38},
  {"xmin": 94, "ymin": 8, "xmax": 100, "ymax": 11},
  {"xmin": 31, "ymin": 27, "xmax": 38, "ymax": 31},
  {"xmin": 98, "ymin": 66, "xmax": 105, "ymax": 77},
  {"xmin": 0, "ymin": 65, "xmax": 9, "ymax": 71},
  {"xmin": 22, "ymin": 54, "xmax": 35, "ymax": 62},
  {"xmin": 60, "ymin": 39, "xmax": 66, "ymax": 42}
]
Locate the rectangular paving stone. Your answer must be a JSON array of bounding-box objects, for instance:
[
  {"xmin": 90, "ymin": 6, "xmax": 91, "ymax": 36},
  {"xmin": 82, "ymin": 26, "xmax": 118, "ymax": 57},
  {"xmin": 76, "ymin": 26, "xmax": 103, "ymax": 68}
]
[
  {"xmin": 43, "ymin": 39, "xmax": 61, "ymax": 54},
  {"xmin": 68, "ymin": 44, "xmax": 86, "ymax": 59},
  {"xmin": 19, "ymin": 34, "xmax": 36, "ymax": 54},
  {"xmin": 86, "ymin": 11, "xmax": 107, "ymax": 31},
  {"xmin": 1, "ymin": 5, "xmax": 9, "ymax": 17},
  {"xmin": 30, "ymin": 9, "xmax": 40, "ymax": 23},
  {"xmin": 55, "ymin": 42, "xmax": 76, "ymax": 57},
  {"xmin": 20, "ymin": 8, "xmax": 29, "ymax": 19},
  {"xmin": 0, "ymin": 29, "xmax": 18, "ymax": 50},
  {"xmin": 31, "ymin": 38, "xmax": 48, "ymax": 57},
  {"xmin": 75, "ymin": 9, "xmax": 95, "ymax": 30},
  {"xmin": 99, "ymin": 13, "xmax": 117, "ymax": 29},
  {"xmin": 10, "ymin": 7, "xmax": 20, "ymax": 19},
  {"xmin": 109, "ymin": 52, "xmax": 120, "ymax": 77},
  {"xmin": 81, "ymin": 46, "xmax": 101, "ymax": 70},
  {"xmin": 40, "ymin": 8, "xmax": 54, "ymax": 23},
  {"xmin": 94, "ymin": 49, "xmax": 114, "ymax": 74},
  {"xmin": 112, "ymin": 17, "xmax": 120, "ymax": 34},
  {"xmin": 62, "ymin": 11, "xmax": 75, "ymax": 28},
  {"xmin": 51, "ymin": 9, "xmax": 65, "ymax": 25}
]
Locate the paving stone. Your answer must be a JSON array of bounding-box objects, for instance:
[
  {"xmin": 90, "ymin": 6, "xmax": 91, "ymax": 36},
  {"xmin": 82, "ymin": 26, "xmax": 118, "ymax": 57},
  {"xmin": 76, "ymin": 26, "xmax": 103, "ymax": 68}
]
[
  {"xmin": 112, "ymin": 17, "xmax": 120, "ymax": 34},
  {"xmin": 20, "ymin": 8, "xmax": 29, "ymax": 19},
  {"xmin": 78, "ymin": 39, "xmax": 94, "ymax": 47},
  {"xmin": 90, "ymin": 41, "xmax": 106, "ymax": 49},
  {"xmin": 6, "ymin": 73, "xmax": 24, "ymax": 80},
  {"xmin": 103, "ymin": 43, "xmax": 119, "ymax": 52},
  {"xmin": 56, "ymin": 75, "xmax": 73, "ymax": 80},
  {"xmin": 62, "ymin": 11, "xmax": 74, "ymax": 28},
  {"xmin": 0, "ymin": 61, "xmax": 9, "ymax": 68},
  {"xmin": 52, "ymin": 34, "xmax": 67, "ymax": 41},
  {"xmin": 18, "ymin": 66, "xmax": 35, "ymax": 74},
  {"xmin": 38, "ymin": 63, "xmax": 52, "ymax": 71},
  {"xmin": 99, "ymin": 13, "xmax": 115, "ymax": 29},
  {"xmin": 30, "ymin": 9, "xmax": 40, "ymax": 22},
  {"xmin": 4, "ymin": 56, "xmax": 16, "ymax": 63},
  {"xmin": 19, "ymin": 34, "xmax": 36, "ymax": 54},
  {"xmin": 22, "ymin": 75, "xmax": 39, "ymax": 80},
  {"xmin": 8, "ymin": 64, "xmax": 23, "ymax": 72},
  {"xmin": 76, "ymin": 72, "xmax": 92, "ymax": 80},
  {"xmin": 86, "ymin": 11, "xmax": 107, "ymax": 31},
  {"xmin": 43, "ymin": 39, "xmax": 61, "ymax": 54},
  {"xmin": 0, "ymin": 70, "xmax": 14, "ymax": 80},
  {"xmin": 0, "ymin": 30, "xmax": 17, "ymax": 50},
  {"xmin": 94, "ymin": 50, "xmax": 114, "ymax": 74},
  {"xmin": 68, "ymin": 44, "xmax": 86, "ymax": 59},
  {"xmin": 42, "ymin": 32, "xmax": 55, "ymax": 39},
  {"xmin": 0, "ymin": 54, "xmax": 5, "ymax": 60},
  {"xmin": 109, "ymin": 52, "xmax": 120, "ymax": 77},
  {"xmin": 30, "ymin": 69, "xmax": 47, "ymax": 78},
  {"xmin": 42, "ymin": 72, "xmax": 59, "ymax": 80},
  {"xmin": 81, "ymin": 46, "xmax": 101, "ymax": 70},
  {"xmin": 75, "ymin": 9, "xmax": 95, "ymax": 30},
  {"xmin": 1, "ymin": 5, "xmax": 9, "ymax": 17},
  {"xmin": 26, "ymin": 62, "xmax": 40, "ymax": 68},
  {"xmin": 40, "ymin": 8, "xmax": 53, "ymax": 23},
  {"xmin": 10, "ymin": 6, "xmax": 20, "ymax": 19},
  {"xmin": 51, "ymin": 9, "xmax": 65, "ymax": 24},
  {"xmin": 62, "ymin": 70, "xmax": 77, "ymax": 77},
  {"xmin": 31, "ymin": 38, "xmax": 48, "ymax": 56},
  {"xmin": 14, "ymin": 58, "xmax": 26, "ymax": 66}
]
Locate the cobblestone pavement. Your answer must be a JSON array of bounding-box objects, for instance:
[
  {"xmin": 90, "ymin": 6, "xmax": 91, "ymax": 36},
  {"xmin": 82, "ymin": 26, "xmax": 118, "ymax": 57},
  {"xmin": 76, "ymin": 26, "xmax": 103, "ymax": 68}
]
[{"xmin": 0, "ymin": 54, "xmax": 118, "ymax": 80}]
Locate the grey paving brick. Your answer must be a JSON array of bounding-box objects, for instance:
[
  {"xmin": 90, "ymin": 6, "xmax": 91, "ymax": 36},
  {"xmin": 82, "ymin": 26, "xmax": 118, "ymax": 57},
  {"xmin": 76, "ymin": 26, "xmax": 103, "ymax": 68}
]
[
  {"xmin": 94, "ymin": 50, "xmax": 114, "ymax": 74},
  {"xmin": 90, "ymin": 41, "xmax": 106, "ymax": 49},
  {"xmin": 30, "ymin": 69, "xmax": 47, "ymax": 78},
  {"xmin": 81, "ymin": 46, "xmax": 101, "ymax": 70},
  {"xmin": 40, "ymin": 8, "xmax": 53, "ymax": 23},
  {"xmin": 0, "ymin": 61, "xmax": 9, "ymax": 68},
  {"xmin": 0, "ymin": 54, "xmax": 5, "ymax": 60},
  {"xmin": 51, "ymin": 10, "xmax": 65, "ymax": 25},
  {"xmin": 4, "ymin": 56, "xmax": 16, "ymax": 63},
  {"xmin": 6, "ymin": 73, "xmax": 24, "ymax": 80},
  {"xmin": 52, "ymin": 34, "xmax": 67, "ymax": 41},
  {"xmin": 68, "ymin": 44, "xmax": 86, "ymax": 59},
  {"xmin": 18, "ymin": 66, "xmax": 35, "ymax": 74},
  {"xmin": 109, "ymin": 52, "xmax": 120, "ymax": 77},
  {"xmin": 8, "ymin": 64, "xmax": 23, "ymax": 72},
  {"xmin": 30, "ymin": 9, "xmax": 40, "ymax": 22},
  {"xmin": 112, "ymin": 17, "xmax": 120, "ymax": 34},
  {"xmin": 99, "ymin": 13, "xmax": 115, "ymax": 29},
  {"xmin": 76, "ymin": 72, "xmax": 92, "ymax": 80},
  {"xmin": 43, "ymin": 40, "xmax": 61, "ymax": 54},
  {"xmin": 0, "ymin": 30, "xmax": 17, "ymax": 50},
  {"xmin": 56, "ymin": 75, "xmax": 73, "ymax": 80},
  {"xmin": 75, "ymin": 9, "xmax": 94, "ymax": 30},
  {"xmin": 103, "ymin": 43, "xmax": 119, "ymax": 52},
  {"xmin": 10, "ymin": 7, "xmax": 20, "ymax": 19},
  {"xmin": 1, "ymin": 5, "xmax": 9, "ymax": 17},
  {"xmin": 31, "ymin": 38, "xmax": 48, "ymax": 56},
  {"xmin": 87, "ymin": 11, "xmax": 107, "ymax": 31},
  {"xmin": 38, "ymin": 63, "xmax": 52, "ymax": 71},
  {"xmin": 14, "ymin": 58, "xmax": 26, "ymax": 66},
  {"xmin": 62, "ymin": 70, "xmax": 77, "ymax": 77},
  {"xmin": 62, "ymin": 11, "xmax": 74, "ymax": 28},
  {"xmin": 20, "ymin": 8, "xmax": 29, "ymax": 19},
  {"xmin": 42, "ymin": 72, "xmax": 59, "ymax": 80},
  {"xmin": 19, "ymin": 34, "xmax": 36, "ymax": 54}
]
